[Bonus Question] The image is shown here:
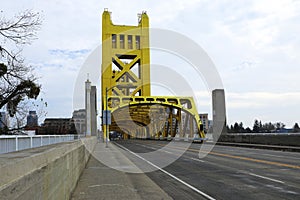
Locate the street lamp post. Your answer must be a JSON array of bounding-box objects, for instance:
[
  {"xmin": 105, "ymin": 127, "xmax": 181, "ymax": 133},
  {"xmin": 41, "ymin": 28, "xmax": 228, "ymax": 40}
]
[
  {"xmin": 105, "ymin": 87, "xmax": 108, "ymax": 147},
  {"xmin": 105, "ymin": 85, "xmax": 116, "ymax": 148},
  {"xmin": 105, "ymin": 87, "xmax": 109, "ymax": 148},
  {"xmin": 104, "ymin": 83, "xmax": 133, "ymax": 147}
]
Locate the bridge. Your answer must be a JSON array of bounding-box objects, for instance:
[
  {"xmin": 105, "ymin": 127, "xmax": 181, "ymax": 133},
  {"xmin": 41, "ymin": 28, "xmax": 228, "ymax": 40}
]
[
  {"xmin": 101, "ymin": 9, "xmax": 205, "ymax": 141},
  {"xmin": 0, "ymin": 10, "xmax": 299, "ymax": 200},
  {"xmin": 1, "ymin": 136, "xmax": 299, "ymax": 199}
]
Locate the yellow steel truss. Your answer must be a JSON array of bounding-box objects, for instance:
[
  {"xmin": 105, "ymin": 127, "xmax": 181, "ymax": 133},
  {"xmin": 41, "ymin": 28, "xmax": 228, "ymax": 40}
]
[
  {"xmin": 107, "ymin": 96, "xmax": 205, "ymax": 140},
  {"xmin": 102, "ymin": 9, "xmax": 150, "ymax": 97},
  {"xmin": 101, "ymin": 10, "xmax": 205, "ymax": 141}
]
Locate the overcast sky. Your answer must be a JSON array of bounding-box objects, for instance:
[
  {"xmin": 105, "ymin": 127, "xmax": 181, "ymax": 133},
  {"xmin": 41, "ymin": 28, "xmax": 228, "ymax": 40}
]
[{"xmin": 2, "ymin": 0, "xmax": 300, "ymax": 128}]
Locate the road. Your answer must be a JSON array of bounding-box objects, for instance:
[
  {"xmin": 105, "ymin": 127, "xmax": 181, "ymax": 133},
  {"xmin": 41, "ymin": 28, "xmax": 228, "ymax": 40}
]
[{"xmin": 114, "ymin": 140, "xmax": 300, "ymax": 200}]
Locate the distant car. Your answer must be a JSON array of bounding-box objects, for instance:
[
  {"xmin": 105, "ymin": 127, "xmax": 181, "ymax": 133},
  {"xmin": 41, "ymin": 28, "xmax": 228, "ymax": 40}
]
[{"xmin": 109, "ymin": 131, "xmax": 122, "ymax": 140}]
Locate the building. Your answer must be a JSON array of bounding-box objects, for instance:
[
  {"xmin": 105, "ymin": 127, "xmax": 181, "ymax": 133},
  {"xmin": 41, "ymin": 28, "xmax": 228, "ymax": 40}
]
[
  {"xmin": 71, "ymin": 79, "xmax": 97, "ymax": 136},
  {"xmin": 90, "ymin": 86, "xmax": 97, "ymax": 136},
  {"xmin": 38, "ymin": 118, "xmax": 76, "ymax": 135},
  {"xmin": 208, "ymin": 120, "xmax": 213, "ymax": 129},
  {"xmin": 85, "ymin": 79, "xmax": 91, "ymax": 136},
  {"xmin": 199, "ymin": 113, "xmax": 209, "ymax": 132},
  {"xmin": 0, "ymin": 112, "xmax": 9, "ymax": 129},
  {"xmin": 85, "ymin": 79, "xmax": 97, "ymax": 136},
  {"xmin": 212, "ymin": 89, "xmax": 227, "ymax": 136},
  {"xmin": 27, "ymin": 111, "xmax": 38, "ymax": 127},
  {"xmin": 72, "ymin": 109, "xmax": 86, "ymax": 135}
]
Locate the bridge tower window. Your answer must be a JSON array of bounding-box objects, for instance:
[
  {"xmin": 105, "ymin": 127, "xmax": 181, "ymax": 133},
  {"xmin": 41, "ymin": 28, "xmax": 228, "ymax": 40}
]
[
  {"xmin": 112, "ymin": 34, "xmax": 117, "ymax": 48},
  {"xmin": 128, "ymin": 35, "xmax": 133, "ymax": 49},
  {"xmin": 136, "ymin": 35, "xmax": 140, "ymax": 49},
  {"xmin": 120, "ymin": 34, "xmax": 125, "ymax": 49}
]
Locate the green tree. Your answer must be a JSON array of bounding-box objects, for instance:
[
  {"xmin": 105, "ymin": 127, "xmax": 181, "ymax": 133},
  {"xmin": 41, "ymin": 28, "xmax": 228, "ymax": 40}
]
[
  {"xmin": 69, "ymin": 122, "xmax": 78, "ymax": 134},
  {"xmin": 238, "ymin": 122, "xmax": 245, "ymax": 133},
  {"xmin": 233, "ymin": 122, "xmax": 239, "ymax": 133},
  {"xmin": 226, "ymin": 125, "xmax": 230, "ymax": 133},
  {"xmin": 275, "ymin": 122, "xmax": 285, "ymax": 131},
  {"xmin": 245, "ymin": 127, "xmax": 252, "ymax": 133},
  {"xmin": 230, "ymin": 125, "xmax": 234, "ymax": 133},
  {"xmin": 293, "ymin": 123, "xmax": 300, "ymax": 133},
  {"xmin": 253, "ymin": 119, "xmax": 260, "ymax": 133},
  {"xmin": 259, "ymin": 120, "xmax": 262, "ymax": 131},
  {"xmin": 262, "ymin": 122, "xmax": 275, "ymax": 133}
]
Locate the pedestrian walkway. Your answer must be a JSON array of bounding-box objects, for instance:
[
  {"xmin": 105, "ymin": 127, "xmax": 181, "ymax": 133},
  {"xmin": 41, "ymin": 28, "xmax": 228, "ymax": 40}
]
[{"xmin": 71, "ymin": 141, "xmax": 172, "ymax": 200}]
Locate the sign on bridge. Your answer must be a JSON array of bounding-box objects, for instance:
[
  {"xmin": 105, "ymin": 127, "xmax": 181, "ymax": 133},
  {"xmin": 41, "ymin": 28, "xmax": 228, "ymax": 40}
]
[{"xmin": 102, "ymin": 110, "xmax": 111, "ymax": 125}]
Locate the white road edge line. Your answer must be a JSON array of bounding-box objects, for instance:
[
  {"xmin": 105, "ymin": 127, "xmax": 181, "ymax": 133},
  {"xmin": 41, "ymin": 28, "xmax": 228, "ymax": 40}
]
[
  {"xmin": 190, "ymin": 158, "xmax": 205, "ymax": 163},
  {"xmin": 248, "ymin": 173, "xmax": 285, "ymax": 184},
  {"xmin": 114, "ymin": 143, "xmax": 216, "ymax": 200}
]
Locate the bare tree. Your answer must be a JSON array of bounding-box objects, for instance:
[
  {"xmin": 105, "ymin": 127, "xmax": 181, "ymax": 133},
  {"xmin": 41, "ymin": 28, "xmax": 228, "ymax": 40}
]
[
  {"xmin": 9, "ymin": 98, "xmax": 48, "ymax": 131},
  {"xmin": 0, "ymin": 10, "xmax": 42, "ymax": 44},
  {"xmin": 0, "ymin": 10, "xmax": 42, "ymax": 119}
]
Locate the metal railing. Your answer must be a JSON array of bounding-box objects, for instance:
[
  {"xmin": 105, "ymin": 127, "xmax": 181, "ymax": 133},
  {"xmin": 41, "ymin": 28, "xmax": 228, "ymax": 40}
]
[{"xmin": 0, "ymin": 135, "xmax": 76, "ymax": 154}]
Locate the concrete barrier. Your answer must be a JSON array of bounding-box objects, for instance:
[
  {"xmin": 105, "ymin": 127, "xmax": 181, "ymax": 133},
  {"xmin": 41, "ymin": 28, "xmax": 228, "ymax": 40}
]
[
  {"xmin": 0, "ymin": 137, "xmax": 97, "ymax": 200},
  {"xmin": 218, "ymin": 134, "xmax": 300, "ymax": 147}
]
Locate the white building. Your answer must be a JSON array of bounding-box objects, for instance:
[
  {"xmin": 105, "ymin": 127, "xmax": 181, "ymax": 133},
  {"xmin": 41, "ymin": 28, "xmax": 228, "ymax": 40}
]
[
  {"xmin": 199, "ymin": 113, "xmax": 209, "ymax": 132},
  {"xmin": 85, "ymin": 78, "xmax": 97, "ymax": 136},
  {"xmin": 72, "ymin": 109, "xmax": 86, "ymax": 135}
]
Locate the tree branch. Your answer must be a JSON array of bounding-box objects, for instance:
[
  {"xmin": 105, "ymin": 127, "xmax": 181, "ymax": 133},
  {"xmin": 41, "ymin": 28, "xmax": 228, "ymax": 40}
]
[{"xmin": 0, "ymin": 10, "xmax": 42, "ymax": 44}]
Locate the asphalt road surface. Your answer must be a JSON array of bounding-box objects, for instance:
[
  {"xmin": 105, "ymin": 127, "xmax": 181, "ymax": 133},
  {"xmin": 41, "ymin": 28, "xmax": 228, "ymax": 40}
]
[{"xmin": 114, "ymin": 140, "xmax": 300, "ymax": 200}]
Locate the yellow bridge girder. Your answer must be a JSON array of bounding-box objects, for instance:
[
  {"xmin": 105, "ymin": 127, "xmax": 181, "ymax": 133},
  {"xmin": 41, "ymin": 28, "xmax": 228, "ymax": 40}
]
[
  {"xmin": 107, "ymin": 96, "xmax": 205, "ymax": 140},
  {"xmin": 101, "ymin": 9, "xmax": 205, "ymax": 141}
]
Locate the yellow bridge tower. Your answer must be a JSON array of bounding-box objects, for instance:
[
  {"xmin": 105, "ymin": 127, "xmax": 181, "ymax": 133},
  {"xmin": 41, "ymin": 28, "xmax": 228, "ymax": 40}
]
[{"xmin": 101, "ymin": 9, "xmax": 205, "ymax": 141}]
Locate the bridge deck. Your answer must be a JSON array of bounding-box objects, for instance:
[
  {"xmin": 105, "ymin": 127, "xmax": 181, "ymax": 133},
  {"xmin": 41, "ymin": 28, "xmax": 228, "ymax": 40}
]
[{"xmin": 72, "ymin": 140, "xmax": 300, "ymax": 200}]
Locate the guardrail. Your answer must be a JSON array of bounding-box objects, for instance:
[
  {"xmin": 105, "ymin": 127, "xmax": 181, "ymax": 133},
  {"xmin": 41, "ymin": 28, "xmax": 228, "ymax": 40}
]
[
  {"xmin": 0, "ymin": 135, "xmax": 77, "ymax": 154},
  {"xmin": 0, "ymin": 137, "xmax": 97, "ymax": 199}
]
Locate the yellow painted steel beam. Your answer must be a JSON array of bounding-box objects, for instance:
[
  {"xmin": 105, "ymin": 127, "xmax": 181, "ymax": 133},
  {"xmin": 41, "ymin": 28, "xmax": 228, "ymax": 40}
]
[
  {"xmin": 101, "ymin": 10, "xmax": 205, "ymax": 141},
  {"xmin": 102, "ymin": 10, "xmax": 151, "ymax": 140},
  {"xmin": 107, "ymin": 96, "xmax": 205, "ymax": 139}
]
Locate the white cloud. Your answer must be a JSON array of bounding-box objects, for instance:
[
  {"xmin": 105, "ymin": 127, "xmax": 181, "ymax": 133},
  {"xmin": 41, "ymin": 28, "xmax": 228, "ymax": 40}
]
[
  {"xmin": 228, "ymin": 92, "xmax": 300, "ymax": 108},
  {"xmin": 226, "ymin": 92, "xmax": 300, "ymax": 127},
  {"xmin": 1, "ymin": 0, "xmax": 299, "ymax": 127}
]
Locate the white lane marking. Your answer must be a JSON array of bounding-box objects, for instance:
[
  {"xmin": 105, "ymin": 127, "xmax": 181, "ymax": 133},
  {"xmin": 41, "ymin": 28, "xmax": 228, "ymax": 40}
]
[
  {"xmin": 248, "ymin": 173, "xmax": 285, "ymax": 184},
  {"xmin": 115, "ymin": 143, "xmax": 216, "ymax": 200},
  {"xmin": 190, "ymin": 158, "xmax": 205, "ymax": 163}
]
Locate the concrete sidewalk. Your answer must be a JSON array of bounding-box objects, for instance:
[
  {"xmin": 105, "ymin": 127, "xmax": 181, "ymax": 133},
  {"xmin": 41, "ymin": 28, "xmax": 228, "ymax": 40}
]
[{"xmin": 71, "ymin": 141, "xmax": 172, "ymax": 200}]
